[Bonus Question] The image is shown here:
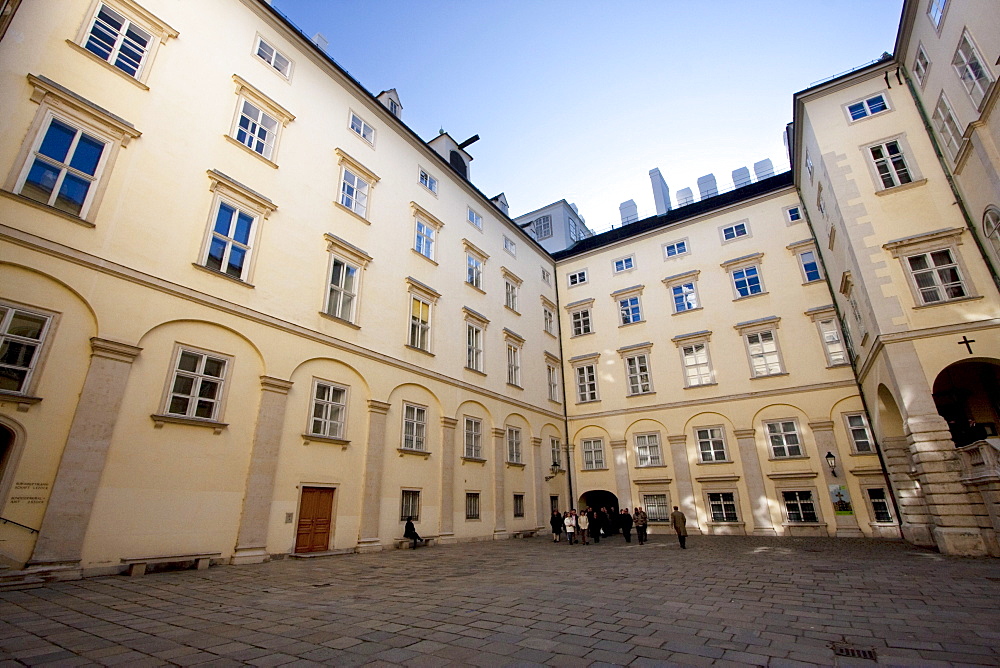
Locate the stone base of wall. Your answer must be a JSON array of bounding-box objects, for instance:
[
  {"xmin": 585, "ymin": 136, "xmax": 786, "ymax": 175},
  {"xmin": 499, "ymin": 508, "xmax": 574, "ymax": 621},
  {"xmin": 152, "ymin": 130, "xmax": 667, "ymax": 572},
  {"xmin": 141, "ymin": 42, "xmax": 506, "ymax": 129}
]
[{"xmin": 932, "ymin": 526, "xmax": 988, "ymax": 556}]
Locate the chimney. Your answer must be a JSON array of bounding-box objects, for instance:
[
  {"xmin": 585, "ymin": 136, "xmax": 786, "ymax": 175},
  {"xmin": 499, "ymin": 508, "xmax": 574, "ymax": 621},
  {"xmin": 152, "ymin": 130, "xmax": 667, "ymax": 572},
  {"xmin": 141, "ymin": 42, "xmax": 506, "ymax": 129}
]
[
  {"xmin": 676, "ymin": 187, "xmax": 694, "ymax": 206},
  {"xmin": 311, "ymin": 33, "xmax": 329, "ymax": 51},
  {"xmin": 649, "ymin": 168, "xmax": 672, "ymax": 214},
  {"xmin": 732, "ymin": 166, "xmax": 751, "ymax": 188},
  {"xmin": 619, "ymin": 200, "xmax": 639, "ymax": 225},
  {"xmin": 697, "ymin": 174, "xmax": 718, "ymax": 199},
  {"xmin": 753, "ymin": 159, "xmax": 774, "ymax": 180}
]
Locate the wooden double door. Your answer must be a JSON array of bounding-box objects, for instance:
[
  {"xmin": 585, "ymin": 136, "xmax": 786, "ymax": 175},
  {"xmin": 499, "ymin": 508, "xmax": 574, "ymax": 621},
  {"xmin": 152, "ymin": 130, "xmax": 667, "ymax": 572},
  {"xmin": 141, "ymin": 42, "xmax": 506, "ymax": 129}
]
[{"xmin": 295, "ymin": 487, "xmax": 335, "ymax": 553}]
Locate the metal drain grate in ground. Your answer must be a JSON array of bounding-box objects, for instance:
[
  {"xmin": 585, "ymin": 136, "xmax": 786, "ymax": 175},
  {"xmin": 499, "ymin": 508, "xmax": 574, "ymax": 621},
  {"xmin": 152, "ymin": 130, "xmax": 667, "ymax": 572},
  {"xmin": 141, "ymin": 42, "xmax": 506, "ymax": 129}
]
[{"xmin": 832, "ymin": 645, "xmax": 877, "ymax": 661}]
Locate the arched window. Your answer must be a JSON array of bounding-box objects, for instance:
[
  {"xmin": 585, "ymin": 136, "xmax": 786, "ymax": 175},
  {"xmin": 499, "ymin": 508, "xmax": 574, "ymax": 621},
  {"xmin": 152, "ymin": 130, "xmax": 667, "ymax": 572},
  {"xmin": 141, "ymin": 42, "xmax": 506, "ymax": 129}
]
[{"xmin": 984, "ymin": 206, "xmax": 1000, "ymax": 260}]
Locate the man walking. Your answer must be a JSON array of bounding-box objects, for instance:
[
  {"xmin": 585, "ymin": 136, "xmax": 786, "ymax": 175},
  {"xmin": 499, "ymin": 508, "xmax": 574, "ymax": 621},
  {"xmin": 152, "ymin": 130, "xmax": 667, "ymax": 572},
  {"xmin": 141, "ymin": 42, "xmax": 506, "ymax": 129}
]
[
  {"xmin": 633, "ymin": 506, "xmax": 648, "ymax": 545},
  {"xmin": 670, "ymin": 506, "xmax": 688, "ymax": 549}
]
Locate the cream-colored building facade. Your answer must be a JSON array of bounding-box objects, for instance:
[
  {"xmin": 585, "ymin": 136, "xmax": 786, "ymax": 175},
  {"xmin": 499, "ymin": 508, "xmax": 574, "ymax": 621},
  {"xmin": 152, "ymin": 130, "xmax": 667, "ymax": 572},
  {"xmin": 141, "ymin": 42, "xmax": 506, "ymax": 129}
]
[{"xmin": 0, "ymin": 0, "xmax": 998, "ymax": 579}]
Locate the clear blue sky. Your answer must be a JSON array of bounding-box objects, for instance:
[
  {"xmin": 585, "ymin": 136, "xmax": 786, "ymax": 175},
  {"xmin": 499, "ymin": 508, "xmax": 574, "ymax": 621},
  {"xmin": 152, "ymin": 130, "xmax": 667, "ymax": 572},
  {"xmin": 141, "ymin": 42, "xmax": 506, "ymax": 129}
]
[{"xmin": 272, "ymin": 1, "xmax": 904, "ymax": 232}]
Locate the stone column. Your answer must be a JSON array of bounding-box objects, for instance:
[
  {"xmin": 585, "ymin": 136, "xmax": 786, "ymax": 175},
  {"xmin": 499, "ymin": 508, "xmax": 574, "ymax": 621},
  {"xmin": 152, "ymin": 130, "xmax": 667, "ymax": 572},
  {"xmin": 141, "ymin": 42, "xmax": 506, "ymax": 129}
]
[
  {"xmin": 29, "ymin": 338, "xmax": 142, "ymax": 571},
  {"xmin": 492, "ymin": 428, "xmax": 507, "ymax": 538},
  {"xmin": 667, "ymin": 434, "xmax": 700, "ymax": 534},
  {"xmin": 734, "ymin": 427, "xmax": 776, "ymax": 536},
  {"xmin": 232, "ymin": 376, "xmax": 294, "ymax": 564},
  {"xmin": 809, "ymin": 420, "xmax": 863, "ymax": 537},
  {"xmin": 610, "ymin": 439, "xmax": 632, "ymax": 509},
  {"xmin": 357, "ymin": 399, "xmax": 391, "ymax": 552},
  {"xmin": 880, "ymin": 434, "xmax": 933, "ymax": 546},
  {"xmin": 531, "ymin": 437, "xmax": 544, "ymax": 530},
  {"xmin": 439, "ymin": 417, "xmax": 457, "ymax": 542}
]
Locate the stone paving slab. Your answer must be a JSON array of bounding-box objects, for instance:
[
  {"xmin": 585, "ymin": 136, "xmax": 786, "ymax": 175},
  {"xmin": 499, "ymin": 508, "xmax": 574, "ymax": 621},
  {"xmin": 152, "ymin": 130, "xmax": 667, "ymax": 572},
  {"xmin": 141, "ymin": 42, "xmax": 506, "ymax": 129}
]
[{"xmin": 2, "ymin": 534, "xmax": 1000, "ymax": 666}]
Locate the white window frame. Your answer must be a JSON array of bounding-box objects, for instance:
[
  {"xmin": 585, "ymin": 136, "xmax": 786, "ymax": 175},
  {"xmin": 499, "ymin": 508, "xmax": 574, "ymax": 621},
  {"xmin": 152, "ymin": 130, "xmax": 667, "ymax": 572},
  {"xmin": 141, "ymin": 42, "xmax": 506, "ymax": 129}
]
[
  {"xmin": 643, "ymin": 493, "xmax": 670, "ymax": 521},
  {"xmin": 405, "ymin": 278, "xmax": 439, "ymax": 352},
  {"xmin": 634, "ymin": 432, "xmax": 662, "ymax": 467},
  {"xmin": 807, "ymin": 308, "xmax": 849, "ymax": 367},
  {"xmin": 335, "ymin": 149, "xmax": 379, "ymax": 221},
  {"xmin": 162, "ymin": 346, "xmax": 230, "ymax": 421},
  {"xmin": 614, "ymin": 286, "xmax": 644, "ymax": 326},
  {"xmin": 254, "ymin": 35, "xmax": 292, "ymax": 80},
  {"xmin": 567, "ymin": 270, "xmax": 588, "ymax": 287},
  {"xmin": 932, "ymin": 93, "xmax": 964, "ymax": 160},
  {"xmin": 418, "ymin": 167, "xmax": 438, "ymax": 194},
  {"xmin": 506, "ymin": 426, "xmax": 522, "ymax": 464},
  {"xmin": 844, "ymin": 412, "xmax": 874, "ymax": 454},
  {"xmin": 582, "ymin": 438, "xmax": 605, "ymax": 470},
  {"xmin": 573, "ymin": 359, "xmax": 600, "ymax": 403},
  {"xmin": 884, "ymin": 229, "xmax": 976, "ymax": 307},
  {"xmin": 927, "ymin": 0, "xmax": 948, "ymax": 30},
  {"xmin": 229, "ymin": 76, "xmax": 294, "ymax": 164},
  {"xmin": 75, "ymin": 0, "xmax": 177, "ymax": 83},
  {"xmin": 463, "ymin": 239, "xmax": 488, "ymax": 291},
  {"xmin": 788, "ymin": 241, "xmax": 822, "ymax": 284},
  {"xmin": 513, "ymin": 493, "xmax": 525, "ymax": 518},
  {"xmin": 765, "ymin": 420, "xmax": 804, "ymax": 459},
  {"xmin": 866, "ymin": 137, "xmax": 915, "ymax": 190},
  {"xmin": 844, "ymin": 92, "xmax": 890, "ymax": 122},
  {"xmin": 199, "ymin": 171, "xmax": 275, "ymax": 283},
  {"xmin": 550, "ymin": 437, "xmax": 562, "ymax": 468},
  {"xmin": 784, "ymin": 205, "xmax": 802, "ymax": 224},
  {"xmin": 506, "ymin": 339, "xmax": 522, "ymax": 387},
  {"xmin": 735, "ymin": 317, "xmax": 784, "ymax": 378},
  {"xmin": 308, "ymin": 379, "xmax": 348, "ymax": 440},
  {"xmin": 400, "ymin": 489, "xmax": 420, "ymax": 521},
  {"xmin": 696, "ymin": 426, "xmax": 728, "ymax": 463},
  {"xmin": 782, "ymin": 490, "xmax": 819, "ymax": 523},
  {"xmin": 722, "ymin": 253, "xmax": 766, "ymax": 300},
  {"xmin": 323, "ymin": 234, "xmax": 371, "ymax": 325},
  {"xmin": 952, "ymin": 30, "xmax": 993, "ymax": 108},
  {"xmin": 673, "ymin": 331, "xmax": 713, "ymax": 388},
  {"xmin": 467, "ymin": 207, "xmax": 483, "ymax": 230},
  {"xmin": 532, "ymin": 215, "xmax": 552, "ymax": 240},
  {"xmin": 983, "ymin": 207, "xmax": 1000, "ymax": 262},
  {"xmin": 504, "ymin": 280, "xmax": 519, "ymax": 312},
  {"xmin": 664, "ymin": 270, "xmax": 701, "ymax": 314},
  {"xmin": 546, "ymin": 358, "xmax": 560, "ymax": 402},
  {"xmin": 613, "ymin": 255, "xmax": 636, "ymax": 274},
  {"xmin": 913, "ymin": 43, "xmax": 931, "ymax": 88},
  {"xmin": 621, "ymin": 349, "xmax": 653, "ymax": 396},
  {"xmin": 463, "ymin": 416, "xmax": 483, "ymax": 459},
  {"xmin": 503, "ymin": 235, "xmax": 517, "ymax": 257},
  {"xmin": 466, "ymin": 321, "xmax": 484, "ymax": 372},
  {"xmin": 662, "ymin": 239, "xmax": 689, "ymax": 259},
  {"xmin": 541, "ymin": 268, "xmax": 551, "ymax": 285},
  {"xmin": 570, "ymin": 307, "xmax": 593, "ymax": 336},
  {"xmin": 720, "ymin": 220, "xmax": 750, "ymax": 243},
  {"xmin": 865, "ymin": 487, "xmax": 894, "ymax": 523},
  {"xmin": 707, "ymin": 491, "xmax": 740, "ymax": 523},
  {"xmin": 402, "ymin": 403, "xmax": 427, "ymax": 451},
  {"xmin": 414, "ymin": 219, "xmax": 436, "ymax": 260},
  {"xmin": 542, "ymin": 302, "xmax": 555, "ymax": 336},
  {"xmin": 349, "ymin": 111, "xmax": 375, "ymax": 146},
  {"xmin": 0, "ymin": 303, "xmax": 54, "ymax": 396}
]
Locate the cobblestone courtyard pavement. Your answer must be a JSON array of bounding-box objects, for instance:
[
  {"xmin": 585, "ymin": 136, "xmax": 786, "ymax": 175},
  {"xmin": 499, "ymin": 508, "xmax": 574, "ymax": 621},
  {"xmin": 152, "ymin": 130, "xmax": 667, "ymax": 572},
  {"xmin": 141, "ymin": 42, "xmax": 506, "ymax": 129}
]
[{"xmin": 2, "ymin": 534, "xmax": 999, "ymax": 667}]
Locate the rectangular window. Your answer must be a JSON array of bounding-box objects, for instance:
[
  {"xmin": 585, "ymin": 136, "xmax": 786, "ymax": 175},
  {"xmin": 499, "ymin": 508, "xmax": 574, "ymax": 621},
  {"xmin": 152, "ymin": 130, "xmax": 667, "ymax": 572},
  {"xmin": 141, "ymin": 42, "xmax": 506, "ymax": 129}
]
[
  {"xmin": 927, "ymin": 0, "xmax": 947, "ymax": 28},
  {"xmin": 541, "ymin": 270, "xmax": 552, "ymax": 286},
  {"xmin": 504, "ymin": 280, "xmax": 518, "ymax": 311},
  {"xmin": 506, "ymin": 343, "xmax": 521, "ymax": 386},
  {"xmin": 696, "ymin": 427, "xmax": 727, "ymax": 462},
  {"xmin": 234, "ymin": 99, "xmax": 279, "ymax": 160},
  {"xmin": 782, "ymin": 491, "xmax": 818, "ymax": 522},
  {"xmin": 467, "ymin": 207, "xmax": 483, "ymax": 229},
  {"xmin": 708, "ymin": 492, "xmax": 739, "ymax": 522},
  {"xmin": 582, "ymin": 439, "xmax": 605, "ymax": 469},
  {"xmin": 349, "ymin": 112, "xmax": 375, "ymax": 145},
  {"xmin": 567, "ymin": 270, "xmax": 588, "ymax": 286},
  {"xmin": 785, "ymin": 206, "xmax": 802, "ymax": 223},
  {"xmin": 84, "ymin": 4, "xmax": 152, "ymax": 78},
  {"xmin": 818, "ymin": 318, "xmax": 848, "ymax": 365},
  {"xmin": 465, "ymin": 492, "xmax": 480, "ymax": 520},
  {"xmin": 513, "ymin": 494, "xmax": 525, "ymax": 518},
  {"xmin": 722, "ymin": 222, "xmax": 748, "ymax": 241},
  {"xmin": 643, "ymin": 494, "xmax": 669, "ymax": 521},
  {"xmin": 17, "ymin": 116, "xmax": 108, "ymax": 217},
  {"xmin": 166, "ymin": 349, "xmax": 228, "ymax": 420},
  {"xmin": 408, "ymin": 296, "xmax": 432, "ymax": 350},
  {"xmin": 746, "ymin": 330, "xmax": 783, "ymax": 377},
  {"xmin": 0, "ymin": 305, "xmax": 51, "ymax": 394},
  {"xmin": 913, "ymin": 45, "xmax": 930, "ymax": 86},
  {"xmin": 464, "ymin": 417, "xmax": 482, "ymax": 459},
  {"xmin": 848, "ymin": 294, "xmax": 867, "ymax": 342},
  {"xmin": 672, "ymin": 282, "xmax": 699, "ymax": 312},
  {"xmin": 400, "ymin": 490, "xmax": 420, "ymax": 521},
  {"xmin": 507, "ymin": 426, "xmax": 522, "ymax": 464},
  {"xmin": 932, "ymin": 95, "xmax": 964, "ymax": 159},
  {"xmin": 732, "ymin": 265, "xmax": 763, "ymax": 297},
  {"xmin": 466, "ymin": 253, "xmax": 483, "ymax": 289},
  {"xmin": 869, "ymin": 141, "xmax": 912, "ymax": 189},
  {"xmin": 767, "ymin": 421, "xmax": 803, "ymax": 458},
  {"xmin": 635, "ymin": 433, "xmax": 662, "ymax": 467},
  {"xmin": 624, "ymin": 354, "xmax": 652, "ymax": 395},
  {"xmin": 799, "ymin": 250, "xmax": 822, "ymax": 282},
  {"xmin": 682, "ymin": 343, "xmax": 712, "ymax": 387},
  {"xmin": 414, "ymin": 220, "xmax": 436, "ymax": 260},
  {"xmin": 327, "ymin": 257, "xmax": 359, "ymax": 322},
  {"xmin": 256, "ymin": 37, "xmax": 292, "ymax": 78},
  {"xmin": 568, "ymin": 218, "xmax": 579, "ymax": 242},
  {"xmin": 618, "ymin": 296, "xmax": 642, "ymax": 325},
  {"xmin": 867, "ymin": 488, "xmax": 893, "ymax": 523},
  {"xmin": 466, "ymin": 323, "xmax": 483, "ymax": 372},
  {"xmin": 952, "ymin": 32, "xmax": 992, "ymax": 107},
  {"xmin": 533, "ymin": 215, "xmax": 552, "ymax": 239},
  {"xmin": 402, "ymin": 403, "xmax": 427, "ymax": 451},
  {"xmin": 547, "ymin": 363, "xmax": 560, "ymax": 402},
  {"xmin": 503, "ymin": 236, "xmax": 517, "ymax": 256},
  {"xmin": 613, "ymin": 256, "xmax": 635, "ymax": 273},
  {"xmin": 663, "ymin": 240, "xmax": 688, "ymax": 258},
  {"xmin": 340, "ymin": 168, "xmax": 370, "ymax": 217},
  {"xmin": 543, "ymin": 307, "xmax": 555, "ymax": 335},
  {"xmin": 575, "ymin": 364, "xmax": 598, "ymax": 402},
  {"xmin": 845, "ymin": 413, "xmax": 874, "ymax": 453},
  {"xmin": 418, "ymin": 168, "xmax": 438, "ymax": 193},
  {"xmin": 310, "ymin": 381, "xmax": 347, "ymax": 439},
  {"xmin": 906, "ymin": 249, "xmax": 967, "ymax": 304},
  {"xmin": 847, "ymin": 94, "xmax": 889, "ymax": 121},
  {"xmin": 571, "ymin": 309, "xmax": 592, "ymax": 336},
  {"xmin": 550, "ymin": 437, "xmax": 562, "ymax": 468},
  {"xmin": 204, "ymin": 200, "xmax": 257, "ymax": 280}
]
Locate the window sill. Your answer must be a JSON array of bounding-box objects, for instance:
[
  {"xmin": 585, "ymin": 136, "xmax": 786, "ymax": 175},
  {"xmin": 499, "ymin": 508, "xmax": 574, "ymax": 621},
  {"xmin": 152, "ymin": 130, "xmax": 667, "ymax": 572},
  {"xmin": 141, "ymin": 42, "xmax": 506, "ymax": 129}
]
[
  {"xmin": 224, "ymin": 135, "xmax": 279, "ymax": 168},
  {"xmin": 303, "ymin": 433, "xmax": 350, "ymax": 449},
  {"xmin": 826, "ymin": 362, "xmax": 852, "ymax": 369},
  {"xmin": 705, "ymin": 521, "xmax": 744, "ymax": 526},
  {"xmin": 418, "ymin": 184, "xmax": 439, "ymax": 198},
  {"xmin": 398, "ymin": 447, "xmax": 431, "ymax": 459},
  {"xmin": 684, "ymin": 382, "xmax": 718, "ymax": 389},
  {"xmin": 504, "ymin": 306, "xmax": 521, "ymax": 316},
  {"xmin": 412, "ymin": 248, "xmax": 438, "ymax": 265},
  {"xmin": 636, "ymin": 464, "xmax": 668, "ymax": 469},
  {"xmin": 464, "ymin": 366, "xmax": 487, "ymax": 377},
  {"xmin": 0, "ymin": 189, "xmax": 96, "ymax": 227},
  {"xmin": 506, "ymin": 383, "xmax": 523, "ymax": 390},
  {"xmin": 582, "ymin": 467, "xmax": 609, "ymax": 472},
  {"xmin": 466, "ymin": 282, "xmax": 486, "ymax": 295},
  {"xmin": 782, "ymin": 521, "xmax": 827, "ymax": 528},
  {"xmin": 672, "ymin": 307, "xmax": 703, "ymax": 316},
  {"xmin": 803, "ymin": 278, "xmax": 825, "ymax": 286},
  {"xmin": 404, "ymin": 344, "xmax": 434, "ymax": 357},
  {"xmin": 461, "ymin": 456, "xmax": 487, "ymax": 465},
  {"xmin": 334, "ymin": 201, "xmax": 371, "ymax": 225},
  {"xmin": 151, "ymin": 414, "xmax": 228, "ymax": 434},
  {"xmin": 318, "ymin": 312, "xmax": 361, "ymax": 329},
  {"xmin": 65, "ymin": 40, "xmax": 150, "ymax": 90},
  {"xmin": 874, "ymin": 178, "xmax": 927, "ymax": 196},
  {"xmin": 571, "ymin": 331, "xmax": 595, "ymax": 338},
  {"xmin": 768, "ymin": 455, "xmax": 810, "ymax": 462},
  {"xmin": 506, "ymin": 461, "xmax": 526, "ymax": 468},
  {"xmin": 626, "ymin": 391, "xmax": 656, "ymax": 398},
  {"xmin": 618, "ymin": 320, "xmax": 645, "ymax": 328},
  {"xmin": 544, "ymin": 329, "xmax": 557, "ymax": 338},
  {"xmin": 548, "ymin": 398, "xmax": 562, "ymax": 406},
  {"xmin": 849, "ymin": 450, "xmax": 877, "ymax": 457},
  {"xmin": 696, "ymin": 459, "xmax": 733, "ymax": 465},
  {"xmin": 576, "ymin": 399, "xmax": 601, "ymax": 405},
  {"xmin": 750, "ymin": 372, "xmax": 788, "ymax": 380},
  {"xmin": 733, "ymin": 291, "xmax": 769, "ymax": 302},
  {"xmin": 913, "ymin": 294, "xmax": 983, "ymax": 309},
  {"xmin": 192, "ymin": 263, "xmax": 255, "ymax": 287},
  {"xmin": 0, "ymin": 392, "xmax": 42, "ymax": 412}
]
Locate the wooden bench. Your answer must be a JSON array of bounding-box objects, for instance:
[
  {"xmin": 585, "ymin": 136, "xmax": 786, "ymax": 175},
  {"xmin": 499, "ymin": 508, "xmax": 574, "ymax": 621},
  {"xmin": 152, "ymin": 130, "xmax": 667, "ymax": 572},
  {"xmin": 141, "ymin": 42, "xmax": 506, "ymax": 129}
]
[
  {"xmin": 121, "ymin": 552, "xmax": 222, "ymax": 576},
  {"xmin": 394, "ymin": 535, "xmax": 438, "ymax": 549}
]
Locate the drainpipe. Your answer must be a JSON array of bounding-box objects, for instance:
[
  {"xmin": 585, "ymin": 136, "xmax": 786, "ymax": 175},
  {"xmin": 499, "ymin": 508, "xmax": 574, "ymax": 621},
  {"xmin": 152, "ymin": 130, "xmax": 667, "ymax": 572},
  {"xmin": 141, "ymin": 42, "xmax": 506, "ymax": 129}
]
[{"xmin": 552, "ymin": 265, "xmax": 575, "ymax": 508}]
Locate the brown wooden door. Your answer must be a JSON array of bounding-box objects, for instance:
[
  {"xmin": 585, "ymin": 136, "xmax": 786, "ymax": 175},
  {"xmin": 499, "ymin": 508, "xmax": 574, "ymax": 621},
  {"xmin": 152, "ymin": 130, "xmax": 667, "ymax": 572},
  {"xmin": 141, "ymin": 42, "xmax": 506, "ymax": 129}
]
[{"xmin": 295, "ymin": 487, "xmax": 334, "ymax": 553}]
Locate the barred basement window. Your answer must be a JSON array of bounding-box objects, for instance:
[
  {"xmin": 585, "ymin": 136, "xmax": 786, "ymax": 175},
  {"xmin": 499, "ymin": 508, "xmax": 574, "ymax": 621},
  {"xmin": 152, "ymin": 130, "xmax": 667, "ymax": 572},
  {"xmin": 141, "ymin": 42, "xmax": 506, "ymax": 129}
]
[
  {"xmin": 513, "ymin": 494, "xmax": 525, "ymax": 518},
  {"xmin": 708, "ymin": 492, "xmax": 738, "ymax": 522},
  {"xmin": 465, "ymin": 492, "xmax": 480, "ymax": 520}
]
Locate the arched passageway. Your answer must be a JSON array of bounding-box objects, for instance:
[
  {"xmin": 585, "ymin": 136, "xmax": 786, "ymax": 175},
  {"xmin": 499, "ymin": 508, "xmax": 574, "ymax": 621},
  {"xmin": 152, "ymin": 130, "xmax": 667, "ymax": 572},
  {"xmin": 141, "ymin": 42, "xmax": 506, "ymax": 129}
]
[{"xmin": 933, "ymin": 359, "xmax": 1000, "ymax": 446}]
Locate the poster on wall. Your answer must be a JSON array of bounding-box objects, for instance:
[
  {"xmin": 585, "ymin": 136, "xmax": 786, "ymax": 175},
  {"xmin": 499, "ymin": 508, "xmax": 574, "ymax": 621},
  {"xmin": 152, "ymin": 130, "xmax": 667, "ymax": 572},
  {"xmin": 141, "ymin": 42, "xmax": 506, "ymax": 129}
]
[{"xmin": 829, "ymin": 484, "xmax": 853, "ymax": 515}]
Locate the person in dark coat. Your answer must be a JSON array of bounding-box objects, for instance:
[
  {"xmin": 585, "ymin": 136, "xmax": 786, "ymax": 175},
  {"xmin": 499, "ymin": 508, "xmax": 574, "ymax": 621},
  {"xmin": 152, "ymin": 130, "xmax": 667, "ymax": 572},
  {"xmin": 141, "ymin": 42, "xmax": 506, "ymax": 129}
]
[
  {"xmin": 620, "ymin": 508, "xmax": 633, "ymax": 543},
  {"xmin": 550, "ymin": 510, "xmax": 564, "ymax": 542},
  {"xmin": 590, "ymin": 508, "xmax": 601, "ymax": 543},
  {"xmin": 633, "ymin": 506, "xmax": 648, "ymax": 545},
  {"xmin": 671, "ymin": 506, "xmax": 688, "ymax": 549},
  {"xmin": 403, "ymin": 517, "xmax": 423, "ymax": 549}
]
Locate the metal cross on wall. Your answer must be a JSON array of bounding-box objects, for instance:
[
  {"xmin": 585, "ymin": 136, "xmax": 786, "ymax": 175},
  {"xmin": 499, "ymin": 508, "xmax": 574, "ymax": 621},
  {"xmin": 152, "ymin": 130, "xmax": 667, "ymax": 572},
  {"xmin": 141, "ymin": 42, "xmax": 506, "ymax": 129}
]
[{"xmin": 958, "ymin": 336, "xmax": 976, "ymax": 354}]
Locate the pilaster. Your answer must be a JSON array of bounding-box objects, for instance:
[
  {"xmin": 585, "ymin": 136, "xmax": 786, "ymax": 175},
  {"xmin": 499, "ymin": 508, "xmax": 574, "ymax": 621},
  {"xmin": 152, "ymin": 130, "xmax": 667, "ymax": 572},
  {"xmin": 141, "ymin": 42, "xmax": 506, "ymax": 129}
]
[
  {"xmin": 809, "ymin": 419, "xmax": 863, "ymax": 537},
  {"xmin": 667, "ymin": 434, "xmax": 700, "ymax": 535},
  {"xmin": 610, "ymin": 439, "xmax": 632, "ymax": 509},
  {"xmin": 357, "ymin": 399, "xmax": 391, "ymax": 552},
  {"xmin": 439, "ymin": 416, "xmax": 457, "ymax": 541},
  {"xmin": 734, "ymin": 427, "xmax": 776, "ymax": 536},
  {"xmin": 531, "ymin": 437, "xmax": 545, "ymax": 530},
  {"xmin": 492, "ymin": 427, "xmax": 507, "ymax": 537}
]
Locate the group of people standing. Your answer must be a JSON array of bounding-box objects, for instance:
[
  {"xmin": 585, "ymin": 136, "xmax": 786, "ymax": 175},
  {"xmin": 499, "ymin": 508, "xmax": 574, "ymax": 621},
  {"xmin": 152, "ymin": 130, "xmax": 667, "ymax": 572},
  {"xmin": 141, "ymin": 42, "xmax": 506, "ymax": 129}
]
[{"xmin": 549, "ymin": 506, "xmax": 688, "ymax": 548}]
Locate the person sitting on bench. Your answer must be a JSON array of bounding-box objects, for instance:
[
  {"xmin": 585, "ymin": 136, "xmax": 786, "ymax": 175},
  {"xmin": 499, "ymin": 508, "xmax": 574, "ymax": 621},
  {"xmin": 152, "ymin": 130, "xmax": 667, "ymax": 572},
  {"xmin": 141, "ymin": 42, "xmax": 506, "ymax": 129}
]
[{"xmin": 404, "ymin": 517, "xmax": 423, "ymax": 548}]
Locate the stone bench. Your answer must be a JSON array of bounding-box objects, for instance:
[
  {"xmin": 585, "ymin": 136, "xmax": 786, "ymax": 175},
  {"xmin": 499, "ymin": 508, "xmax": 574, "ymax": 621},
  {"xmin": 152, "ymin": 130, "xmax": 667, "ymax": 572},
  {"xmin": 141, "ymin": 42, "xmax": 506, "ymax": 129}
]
[
  {"xmin": 510, "ymin": 529, "xmax": 538, "ymax": 538},
  {"xmin": 121, "ymin": 552, "xmax": 222, "ymax": 576},
  {"xmin": 394, "ymin": 535, "xmax": 438, "ymax": 549}
]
